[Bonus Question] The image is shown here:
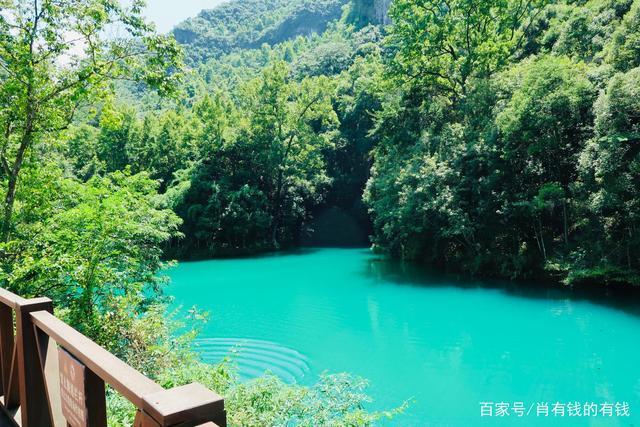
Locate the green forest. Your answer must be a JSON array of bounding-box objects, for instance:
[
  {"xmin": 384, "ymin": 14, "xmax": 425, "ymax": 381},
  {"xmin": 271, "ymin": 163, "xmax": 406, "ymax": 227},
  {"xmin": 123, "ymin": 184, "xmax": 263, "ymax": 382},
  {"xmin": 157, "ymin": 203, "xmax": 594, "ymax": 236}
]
[{"xmin": 1, "ymin": 0, "xmax": 640, "ymax": 424}]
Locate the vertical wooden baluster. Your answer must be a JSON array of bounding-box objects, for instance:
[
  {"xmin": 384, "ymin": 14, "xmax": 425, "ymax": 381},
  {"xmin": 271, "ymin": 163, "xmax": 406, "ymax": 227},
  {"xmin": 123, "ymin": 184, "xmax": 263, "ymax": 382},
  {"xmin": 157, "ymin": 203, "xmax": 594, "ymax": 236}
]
[
  {"xmin": 15, "ymin": 298, "xmax": 54, "ymax": 427},
  {"xmin": 6, "ymin": 342, "xmax": 19, "ymax": 409},
  {"xmin": 85, "ymin": 369, "xmax": 107, "ymax": 427},
  {"xmin": 0, "ymin": 304, "xmax": 17, "ymax": 406}
]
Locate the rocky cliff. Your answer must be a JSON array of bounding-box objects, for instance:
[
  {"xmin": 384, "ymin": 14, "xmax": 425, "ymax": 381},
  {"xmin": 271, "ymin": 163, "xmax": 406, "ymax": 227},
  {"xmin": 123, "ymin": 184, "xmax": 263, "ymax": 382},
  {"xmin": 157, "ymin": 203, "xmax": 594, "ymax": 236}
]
[{"xmin": 348, "ymin": 0, "xmax": 391, "ymax": 27}]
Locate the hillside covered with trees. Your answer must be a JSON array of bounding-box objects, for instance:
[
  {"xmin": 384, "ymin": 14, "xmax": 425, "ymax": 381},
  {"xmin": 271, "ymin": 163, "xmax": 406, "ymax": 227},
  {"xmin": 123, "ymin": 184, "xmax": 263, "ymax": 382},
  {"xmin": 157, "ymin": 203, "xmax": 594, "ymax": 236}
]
[
  {"xmin": 56, "ymin": 0, "xmax": 640, "ymax": 286},
  {"xmin": 173, "ymin": 0, "xmax": 349, "ymax": 63},
  {"xmin": 2, "ymin": 0, "xmax": 640, "ymax": 424}
]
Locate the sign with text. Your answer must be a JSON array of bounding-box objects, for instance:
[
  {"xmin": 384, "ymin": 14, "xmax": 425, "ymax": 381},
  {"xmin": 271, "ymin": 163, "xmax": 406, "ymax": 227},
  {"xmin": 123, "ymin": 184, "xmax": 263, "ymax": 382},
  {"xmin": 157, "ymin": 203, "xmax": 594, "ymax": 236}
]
[{"xmin": 58, "ymin": 347, "xmax": 88, "ymax": 427}]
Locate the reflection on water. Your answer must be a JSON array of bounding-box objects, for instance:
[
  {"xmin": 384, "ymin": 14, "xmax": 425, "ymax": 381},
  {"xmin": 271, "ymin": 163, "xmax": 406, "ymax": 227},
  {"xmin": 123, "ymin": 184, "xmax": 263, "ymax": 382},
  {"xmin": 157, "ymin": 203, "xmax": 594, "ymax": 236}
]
[{"xmin": 363, "ymin": 253, "xmax": 640, "ymax": 318}]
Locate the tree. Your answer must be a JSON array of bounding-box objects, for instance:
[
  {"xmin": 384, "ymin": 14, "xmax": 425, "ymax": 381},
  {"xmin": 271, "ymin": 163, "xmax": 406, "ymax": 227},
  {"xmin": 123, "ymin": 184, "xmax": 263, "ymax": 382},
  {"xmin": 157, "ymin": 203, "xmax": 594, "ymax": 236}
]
[
  {"xmin": 365, "ymin": 21, "xmax": 604, "ymax": 280},
  {"xmin": 495, "ymin": 55, "xmax": 596, "ymax": 265},
  {"xmin": 0, "ymin": 0, "xmax": 182, "ymax": 245},
  {"xmin": 606, "ymin": 0, "xmax": 640, "ymax": 70},
  {"xmin": 327, "ymin": 53, "xmax": 385, "ymax": 227},
  {"xmin": 96, "ymin": 101, "xmax": 140, "ymax": 173},
  {"xmin": 170, "ymin": 62, "xmax": 337, "ymax": 256},
  {"xmin": 387, "ymin": 0, "xmax": 548, "ymax": 98},
  {"xmin": 244, "ymin": 62, "xmax": 336, "ymax": 246},
  {"xmin": 572, "ymin": 67, "xmax": 640, "ymax": 285},
  {"xmin": 4, "ymin": 167, "xmax": 181, "ymax": 342}
]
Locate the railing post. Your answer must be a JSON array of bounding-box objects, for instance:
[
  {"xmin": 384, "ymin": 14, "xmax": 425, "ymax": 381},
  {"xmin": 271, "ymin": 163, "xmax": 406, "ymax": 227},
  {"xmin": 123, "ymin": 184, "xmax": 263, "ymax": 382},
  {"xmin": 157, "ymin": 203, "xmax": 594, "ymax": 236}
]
[
  {"xmin": 139, "ymin": 383, "xmax": 226, "ymax": 427},
  {"xmin": 15, "ymin": 297, "xmax": 54, "ymax": 427},
  {"xmin": 0, "ymin": 303, "xmax": 19, "ymax": 408}
]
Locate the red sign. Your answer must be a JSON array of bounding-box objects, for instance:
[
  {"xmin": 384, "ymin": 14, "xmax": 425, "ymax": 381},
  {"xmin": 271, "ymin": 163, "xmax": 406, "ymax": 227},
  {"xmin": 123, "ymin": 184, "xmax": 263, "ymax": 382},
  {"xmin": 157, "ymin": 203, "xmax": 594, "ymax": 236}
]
[{"xmin": 58, "ymin": 347, "xmax": 88, "ymax": 427}]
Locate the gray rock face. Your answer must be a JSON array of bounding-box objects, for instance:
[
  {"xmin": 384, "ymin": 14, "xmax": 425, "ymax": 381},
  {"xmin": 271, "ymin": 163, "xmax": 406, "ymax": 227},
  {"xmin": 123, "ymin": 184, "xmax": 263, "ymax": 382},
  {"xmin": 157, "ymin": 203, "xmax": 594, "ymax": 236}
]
[
  {"xmin": 375, "ymin": 0, "xmax": 391, "ymax": 25},
  {"xmin": 349, "ymin": 0, "xmax": 391, "ymax": 26}
]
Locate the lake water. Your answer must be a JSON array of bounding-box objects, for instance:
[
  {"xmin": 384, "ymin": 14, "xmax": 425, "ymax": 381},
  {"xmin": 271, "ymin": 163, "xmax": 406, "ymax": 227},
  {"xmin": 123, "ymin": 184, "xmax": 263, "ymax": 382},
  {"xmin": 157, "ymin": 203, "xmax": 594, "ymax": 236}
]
[{"xmin": 168, "ymin": 248, "xmax": 640, "ymax": 425}]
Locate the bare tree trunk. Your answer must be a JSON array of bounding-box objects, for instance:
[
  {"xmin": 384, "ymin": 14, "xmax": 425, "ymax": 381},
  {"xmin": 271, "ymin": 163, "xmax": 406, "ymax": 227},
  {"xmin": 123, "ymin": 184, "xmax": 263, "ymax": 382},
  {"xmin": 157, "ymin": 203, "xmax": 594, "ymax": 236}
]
[
  {"xmin": 2, "ymin": 3, "xmax": 38, "ymax": 246},
  {"xmin": 2, "ymin": 115, "xmax": 34, "ymax": 244},
  {"xmin": 2, "ymin": 175, "xmax": 18, "ymax": 244},
  {"xmin": 271, "ymin": 174, "xmax": 284, "ymax": 248},
  {"xmin": 533, "ymin": 221, "xmax": 542, "ymax": 254},
  {"xmin": 628, "ymin": 227, "xmax": 632, "ymax": 269},
  {"xmin": 538, "ymin": 218, "xmax": 547, "ymax": 261},
  {"xmin": 533, "ymin": 218, "xmax": 547, "ymax": 261},
  {"xmin": 271, "ymin": 134, "xmax": 296, "ymax": 248},
  {"xmin": 563, "ymin": 199, "xmax": 568, "ymax": 245}
]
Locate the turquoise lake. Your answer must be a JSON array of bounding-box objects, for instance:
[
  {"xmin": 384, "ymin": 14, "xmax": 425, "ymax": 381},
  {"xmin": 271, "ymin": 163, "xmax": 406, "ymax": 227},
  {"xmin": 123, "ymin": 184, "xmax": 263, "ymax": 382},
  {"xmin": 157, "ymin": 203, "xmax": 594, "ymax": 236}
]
[{"xmin": 168, "ymin": 248, "xmax": 640, "ymax": 425}]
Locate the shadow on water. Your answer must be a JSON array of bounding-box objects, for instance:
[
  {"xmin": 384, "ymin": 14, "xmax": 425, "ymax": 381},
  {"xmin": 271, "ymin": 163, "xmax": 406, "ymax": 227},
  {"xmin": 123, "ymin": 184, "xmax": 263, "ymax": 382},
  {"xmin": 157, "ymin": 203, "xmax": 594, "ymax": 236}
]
[
  {"xmin": 361, "ymin": 253, "xmax": 640, "ymax": 319},
  {"xmin": 178, "ymin": 247, "xmax": 325, "ymax": 263}
]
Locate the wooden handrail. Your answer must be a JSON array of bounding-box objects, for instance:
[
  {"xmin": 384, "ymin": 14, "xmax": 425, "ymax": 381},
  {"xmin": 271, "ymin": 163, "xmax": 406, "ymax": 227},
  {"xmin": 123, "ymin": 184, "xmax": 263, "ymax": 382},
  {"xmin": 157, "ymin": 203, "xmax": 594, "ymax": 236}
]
[
  {"xmin": 30, "ymin": 310, "xmax": 163, "ymax": 408},
  {"xmin": 0, "ymin": 287, "xmax": 26, "ymax": 309},
  {"xmin": 0, "ymin": 288, "xmax": 226, "ymax": 427}
]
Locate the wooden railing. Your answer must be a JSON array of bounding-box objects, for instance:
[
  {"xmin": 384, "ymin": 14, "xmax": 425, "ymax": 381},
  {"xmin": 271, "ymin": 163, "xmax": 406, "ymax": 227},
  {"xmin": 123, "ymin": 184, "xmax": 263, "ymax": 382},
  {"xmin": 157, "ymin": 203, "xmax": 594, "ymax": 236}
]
[{"xmin": 0, "ymin": 287, "xmax": 226, "ymax": 427}]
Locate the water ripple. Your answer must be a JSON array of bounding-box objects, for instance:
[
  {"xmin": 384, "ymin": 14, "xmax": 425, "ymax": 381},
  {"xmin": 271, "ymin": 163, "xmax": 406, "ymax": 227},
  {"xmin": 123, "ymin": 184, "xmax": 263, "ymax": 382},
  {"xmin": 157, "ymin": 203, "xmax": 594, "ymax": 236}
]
[{"xmin": 194, "ymin": 337, "xmax": 310, "ymax": 384}]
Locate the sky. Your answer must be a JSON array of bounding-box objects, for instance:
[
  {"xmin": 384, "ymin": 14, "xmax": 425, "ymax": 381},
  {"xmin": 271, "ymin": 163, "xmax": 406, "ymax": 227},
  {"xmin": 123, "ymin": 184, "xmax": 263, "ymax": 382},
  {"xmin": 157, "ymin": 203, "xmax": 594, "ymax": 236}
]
[{"xmin": 125, "ymin": 0, "xmax": 229, "ymax": 33}]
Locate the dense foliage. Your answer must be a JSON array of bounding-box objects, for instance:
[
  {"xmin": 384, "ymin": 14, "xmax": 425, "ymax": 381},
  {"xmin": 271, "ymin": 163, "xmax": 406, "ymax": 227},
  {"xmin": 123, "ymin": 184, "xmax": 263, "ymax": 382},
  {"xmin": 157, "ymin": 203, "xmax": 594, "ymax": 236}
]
[
  {"xmin": 364, "ymin": 0, "xmax": 640, "ymax": 285},
  {"xmin": 171, "ymin": 64, "xmax": 337, "ymax": 255},
  {"xmin": 3, "ymin": 0, "xmax": 640, "ymax": 424},
  {"xmin": 45, "ymin": 0, "xmax": 640, "ymax": 281},
  {"xmin": 173, "ymin": 0, "xmax": 348, "ymax": 64},
  {"xmin": 163, "ymin": 0, "xmax": 640, "ymax": 285}
]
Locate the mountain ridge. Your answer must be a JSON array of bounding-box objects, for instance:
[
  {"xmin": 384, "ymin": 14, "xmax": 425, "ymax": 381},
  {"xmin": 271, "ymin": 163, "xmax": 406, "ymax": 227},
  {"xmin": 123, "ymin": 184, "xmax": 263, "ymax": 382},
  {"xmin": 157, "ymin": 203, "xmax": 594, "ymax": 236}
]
[{"xmin": 172, "ymin": 0, "xmax": 350, "ymax": 63}]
